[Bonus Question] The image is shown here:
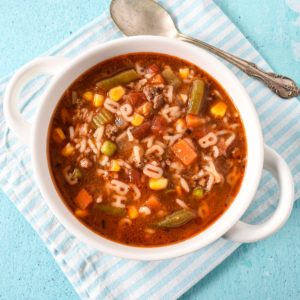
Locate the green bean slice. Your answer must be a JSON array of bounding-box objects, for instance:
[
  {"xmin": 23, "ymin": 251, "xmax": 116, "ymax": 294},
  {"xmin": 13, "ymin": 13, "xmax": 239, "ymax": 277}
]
[
  {"xmin": 71, "ymin": 168, "xmax": 82, "ymax": 180},
  {"xmin": 161, "ymin": 67, "xmax": 181, "ymax": 88},
  {"xmin": 97, "ymin": 69, "xmax": 140, "ymax": 90},
  {"xmin": 156, "ymin": 209, "xmax": 196, "ymax": 228},
  {"xmin": 187, "ymin": 79, "xmax": 205, "ymax": 115},
  {"xmin": 93, "ymin": 109, "xmax": 113, "ymax": 127},
  {"xmin": 94, "ymin": 204, "xmax": 126, "ymax": 217}
]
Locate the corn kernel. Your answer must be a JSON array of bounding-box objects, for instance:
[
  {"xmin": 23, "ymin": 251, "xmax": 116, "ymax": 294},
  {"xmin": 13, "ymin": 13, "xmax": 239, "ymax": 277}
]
[
  {"xmin": 179, "ymin": 68, "xmax": 189, "ymax": 79},
  {"xmin": 128, "ymin": 205, "xmax": 139, "ymax": 219},
  {"xmin": 142, "ymin": 102, "xmax": 152, "ymax": 116},
  {"xmin": 83, "ymin": 91, "xmax": 94, "ymax": 101},
  {"xmin": 61, "ymin": 143, "xmax": 74, "ymax": 157},
  {"xmin": 210, "ymin": 101, "xmax": 227, "ymax": 118},
  {"xmin": 149, "ymin": 178, "xmax": 168, "ymax": 190},
  {"xmin": 75, "ymin": 209, "xmax": 89, "ymax": 218},
  {"xmin": 93, "ymin": 94, "xmax": 104, "ymax": 107},
  {"xmin": 131, "ymin": 113, "xmax": 144, "ymax": 126},
  {"xmin": 108, "ymin": 86, "xmax": 125, "ymax": 101},
  {"xmin": 110, "ymin": 159, "xmax": 121, "ymax": 172},
  {"xmin": 52, "ymin": 128, "xmax": 66, "ymax": 143}
]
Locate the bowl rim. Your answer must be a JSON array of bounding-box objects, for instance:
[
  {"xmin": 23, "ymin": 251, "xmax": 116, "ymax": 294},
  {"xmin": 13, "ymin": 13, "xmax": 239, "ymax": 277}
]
[{"xmin": 32, "ymin": 36, "xmax": 264, "ymax": 260}]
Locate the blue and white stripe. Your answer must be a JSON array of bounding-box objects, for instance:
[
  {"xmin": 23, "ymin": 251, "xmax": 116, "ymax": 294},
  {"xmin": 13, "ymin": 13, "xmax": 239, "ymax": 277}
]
[{"xmin": 0, "ymin": 0, "xmax": 299, "ymax": 299}]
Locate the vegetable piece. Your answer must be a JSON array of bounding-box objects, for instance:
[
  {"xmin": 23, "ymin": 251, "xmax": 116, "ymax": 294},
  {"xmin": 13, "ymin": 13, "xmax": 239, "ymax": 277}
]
[
  {"xmin": 93, "ymin": 94, "xmax": 104, "ymax": 107},
  {"xmin": 151, "ymin": 74, "xmax": 165, "ymax": 84},
  {"xmin": 131, "ymin": 113, "xmax": 144, "ymax": 126},
  {"xmin": 172, "ymin": 139, "xmax": 198, "ymax": 166},
  {"xmin": 52, "ymin": 128, "xmax": 66, "ymax": 143},
  {"xmin": 93, "ymin": 109, "xmax": 113, "ymax": 127},
  {"xmin": 127, "ymin": 91, "xmax": 147, "ymax": 107},
  {"xmin": 156, "ymin": 209, "xmax": 196, "ymax": 228},
  {"xmin": 60, "ymin": 108, "xmax": 71, "ymax": 124},
  {"xmin": 94, "ymin": 203, "xmax": 126, "ymax": 217},
  {"xmin": 97, "ymin": 69, "xmax": 140, "ymax": 90},
  {"xmin": 145, "ymin": 195, "xmax": 161, "ymax": 210},
  {"xmin": 186, "ymin": 114, "xmax": 204, "ymax": 128},
  {"xmin": 141, "ymin": 102, "xmax": 153, "ymax": 116},
  {"xmin": 82, "ymin": 91, "xmax": 94, "ymax": 101},
  {"xmin": 187, "ymin": 79, "xmax": 205, "ymax": 115},
  {"xmin": 192, "ymin": 187, "xmax": 204, "ymax": 200},
  {"xmin": 149, "ymin": 178, "xmax": 168, "ymax": 190},
  {"xmin": 175, "ymin": 185, "xmax": 183, "ymax": 196},
  {"xmin": 179, "ymin": 68, "xmax": 189, "ymax": 79},
  {"xmin": 210, "ymin": 101, "xmax": 227, "ymax": 118},
  {"xmin": 161, "ymin": 66, "xmax": 181, "ymax": 88},
  {"xmin": 71, "ymin": 168, "xmax": 82, "ymax": 180},
  {"xmin": 127, "ymin": 205, "xmax": 139, "ymax": 219},
  {"xmin": 132, "ymin": 121, "xmax": 151, "ymax": 139},
  {"xmin": 61, "ymin": 143, "xmax": 74, "ymax": 157},
  {"xmin": 175, "ymin": 118, "xmax": 187, "ymax": 132},
  {"xmin": 75, "ymin": 209, "xmax": 89, "ymax": 218},
  {"xmin": 148, "ymin": 64, "xmax": 160, "ymax": 74},
  {"xmin": 109, "ymin": 86, "xmax": 125, "ymax": 101},
  {"xmin": 110, "ymin": 159, "xmax": 121, "ymax": 172},
  {"xmin": 101, "ymin": 140, "xmax": 117, "ymax": 157},
  {"xmin": 151, "ymin": 116, "xmax": 167, "ymax": 135},
  {"xmin": 75, "ymin": 188, "xmax": 93, "ymax": 210},
  {"xmin": 164, "ymin": 189, "xmax": 176, "ymax": 195}
]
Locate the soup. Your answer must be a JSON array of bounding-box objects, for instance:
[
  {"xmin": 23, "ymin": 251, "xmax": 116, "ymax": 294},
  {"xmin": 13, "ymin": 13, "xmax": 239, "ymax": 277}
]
[{"xmin": 48, "ymin": 53, "xmax": 247, "ymax": 246}]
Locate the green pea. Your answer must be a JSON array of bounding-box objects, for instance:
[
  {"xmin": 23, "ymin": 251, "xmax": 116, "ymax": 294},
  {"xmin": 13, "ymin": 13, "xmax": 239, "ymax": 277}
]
[
  {"xmin": 192, "ymin": 187, "xmax": 204, "ymax": 200},
  {"xmin": 101, "ymin": 140, "xmax": 117, "ymax": 157}
]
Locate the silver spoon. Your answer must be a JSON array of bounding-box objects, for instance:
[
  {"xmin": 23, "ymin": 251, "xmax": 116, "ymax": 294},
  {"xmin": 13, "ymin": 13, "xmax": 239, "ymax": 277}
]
[{"xmin": 110, "ymin": 0, "xmax": 299, "ymax": 99}]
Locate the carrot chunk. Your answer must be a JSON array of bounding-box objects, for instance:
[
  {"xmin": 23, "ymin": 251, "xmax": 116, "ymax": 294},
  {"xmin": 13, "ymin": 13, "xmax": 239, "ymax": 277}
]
[
  {"xmin": 172, "ymin": 139, "xmax": 198, "ymax": 166},
  {"xmin": 151, "ymin": 74, "xmax": 165, "ymax": 84},
  {"xmin": 145, "ymin": 195, "xmax": 161, "ymax": 210},
  {"xmin": 74, "ymin": 188, "xmax": 93, "ymax": 210},
  {"xmin": 186, "ymin": 114, "xmax": 204, "ymax": 129}
]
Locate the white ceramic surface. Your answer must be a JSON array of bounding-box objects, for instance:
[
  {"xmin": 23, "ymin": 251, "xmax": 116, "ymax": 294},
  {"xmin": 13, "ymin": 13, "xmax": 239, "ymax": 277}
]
[{"xmin": 3, "ymin": 36, "xmax": 294, "ymax": 260}]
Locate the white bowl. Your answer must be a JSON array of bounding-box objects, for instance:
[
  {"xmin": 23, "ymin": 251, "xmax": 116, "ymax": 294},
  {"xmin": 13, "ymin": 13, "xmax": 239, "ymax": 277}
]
[{"xmin": 3, "ymin": 36, "xmax": 294, "ymax": 260}]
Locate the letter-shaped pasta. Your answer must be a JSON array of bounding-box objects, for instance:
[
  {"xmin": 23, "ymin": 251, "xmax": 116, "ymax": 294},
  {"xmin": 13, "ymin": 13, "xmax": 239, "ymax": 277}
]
[
  {"xmin": 143, "ymin": 163, "xmax": 163, "ymax": 178},
  {"xmin": 110, "ymin": 179, "xmax": 129, "ymax": 195},
  {"xmin": 120, "ymin": 103, "xmax": 133, "ymax": 122},
  {"xmin": 198, "ymin": 132, "xmax": 218, "ymax": 148},
  {"xmin": 104, "ymin": 98, "xmax": 120, "ymax": 113}
]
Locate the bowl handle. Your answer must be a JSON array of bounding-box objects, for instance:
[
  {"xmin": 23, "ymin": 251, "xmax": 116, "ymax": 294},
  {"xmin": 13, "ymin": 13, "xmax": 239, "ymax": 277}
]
[
  {"xmin": 3, "ymin": 56, "xmax": 70, "ymax": 146},
  {"xmin": 225, "ymin": 145, "xmax": 294, "ymax": 242}
]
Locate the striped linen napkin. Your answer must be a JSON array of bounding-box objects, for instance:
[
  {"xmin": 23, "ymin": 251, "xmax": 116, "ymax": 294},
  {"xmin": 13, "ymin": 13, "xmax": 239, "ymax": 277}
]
[{"xmin": 0, "ymin": 0, "xmax": 299, "ymax": 299}]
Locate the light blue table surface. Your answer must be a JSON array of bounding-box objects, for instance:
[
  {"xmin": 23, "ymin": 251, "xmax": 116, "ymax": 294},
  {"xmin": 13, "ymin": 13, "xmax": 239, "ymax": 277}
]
[{"xmin": 0, "ymin": 1, "xmax": 299, "ymax": 299}]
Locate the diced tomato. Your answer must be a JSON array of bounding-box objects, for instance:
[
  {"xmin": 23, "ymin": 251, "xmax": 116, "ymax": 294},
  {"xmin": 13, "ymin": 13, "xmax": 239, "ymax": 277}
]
[
  {"xmin": 172, "ymin": 139, "xmax": 198, "ymax": 166},
  {"xmin": 151, "ymin": 116, "xmax": 168, "ymax": 136},
  {"xmin": 60, "ymin": 108, "xmax": 71, "ymax": 124},
  {"xmin": 147, "ymin": 64, "xmax": 160, "ymax": 74},
  {"xmin": 132, "ymin": 121, "xmax": 151, "ymax": 139},
  {"xmin": 191, "ymin": 127, "xmax": 209, "ymax": 139},
  {"xmin": 127, "ymin": 91, "xmax": 147, "ymax": 107},
  {"xmin": 74, "ymin": 188, "xmax": 93, "ymax": 210}
]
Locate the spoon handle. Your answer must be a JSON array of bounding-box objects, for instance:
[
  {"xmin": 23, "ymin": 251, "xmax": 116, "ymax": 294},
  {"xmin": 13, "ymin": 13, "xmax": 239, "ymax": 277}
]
[{"xmin": 177, "ymin": 33, "xmax": 299, "ymax": 99}]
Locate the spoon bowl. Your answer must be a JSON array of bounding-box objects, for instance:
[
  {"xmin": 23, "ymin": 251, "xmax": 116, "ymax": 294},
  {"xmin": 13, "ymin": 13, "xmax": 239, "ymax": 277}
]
[
  {"xmin": 110, "ymin": 0, "xmax": 178, "ymax": 37},
  {"xmin": 110, "ymin": 0, "xmax": 299, "ymax": 99}
]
